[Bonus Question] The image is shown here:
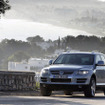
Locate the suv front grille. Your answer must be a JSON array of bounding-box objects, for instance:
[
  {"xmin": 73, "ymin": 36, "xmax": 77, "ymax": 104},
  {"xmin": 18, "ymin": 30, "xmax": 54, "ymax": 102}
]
[
  {"xmin": 51, "ymin": 78, "xmax": 71, "ymax": 83},
  {"xmin": 50, "ymin": 70, "xmax": 73, "ymax": 75},
  {"xmin": 51, "ymin": 71, "xmax": 59, "ymax": 75}
]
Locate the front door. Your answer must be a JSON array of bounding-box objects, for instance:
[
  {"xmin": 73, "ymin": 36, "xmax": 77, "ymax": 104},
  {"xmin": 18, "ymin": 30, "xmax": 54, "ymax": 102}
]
[{"xmin": 95, "ymin": 54, "xmax": 105, "ymax": 85}]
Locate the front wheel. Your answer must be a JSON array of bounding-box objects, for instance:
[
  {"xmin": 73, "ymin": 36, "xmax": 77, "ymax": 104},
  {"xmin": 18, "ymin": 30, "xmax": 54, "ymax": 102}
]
[
  {"xmin": 40, "ymin": 84, "xmax": 52, "ymax": 96},
  {"xmin": 84, "ymin": 78, "xmax": 96, "ymax": 97},
  {"xmin": 103, "ymin": 90, "xmax": 105, "ymax": 95}
]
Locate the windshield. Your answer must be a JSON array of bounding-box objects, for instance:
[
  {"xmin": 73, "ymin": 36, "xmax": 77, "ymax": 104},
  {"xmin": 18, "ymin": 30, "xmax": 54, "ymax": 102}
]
[{"xmin": 54, "ymin": 54, "xmax": 94, "ymax": 65}]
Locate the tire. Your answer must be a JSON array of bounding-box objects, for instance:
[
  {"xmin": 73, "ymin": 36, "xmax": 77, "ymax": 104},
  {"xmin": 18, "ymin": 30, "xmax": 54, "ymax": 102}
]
[
  {"xmin": 64, "ymin": 90, "xmax": 73, "ymax": 95},
  {"xmin": 84, "ymin": 78, "xmax": 96, "ymax": 97},
  {"xmin": 103, "ymin": 90, "xmax": 105, "ymax": 95},
  {"xmin": 40, "ymin": 84, "xmax": 52, "ymax": 96}
]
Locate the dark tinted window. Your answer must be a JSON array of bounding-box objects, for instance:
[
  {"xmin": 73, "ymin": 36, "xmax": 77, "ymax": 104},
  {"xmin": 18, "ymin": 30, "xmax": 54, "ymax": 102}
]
[{"xmin": 54, "ymin": 54, "xmax": 94, "ymax": 65}]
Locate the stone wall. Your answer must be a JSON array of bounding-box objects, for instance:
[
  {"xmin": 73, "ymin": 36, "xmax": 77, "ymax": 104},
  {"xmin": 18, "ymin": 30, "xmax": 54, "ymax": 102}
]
[{"xmin": 0, "ymin": 71, "xmax": 36, "ymax": 91}]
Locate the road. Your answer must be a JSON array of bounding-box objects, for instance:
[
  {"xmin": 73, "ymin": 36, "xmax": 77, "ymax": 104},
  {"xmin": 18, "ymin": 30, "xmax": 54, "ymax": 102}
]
[{"xmin": 0, "ymin": 93, "xmax": 105, "ymax": 105}]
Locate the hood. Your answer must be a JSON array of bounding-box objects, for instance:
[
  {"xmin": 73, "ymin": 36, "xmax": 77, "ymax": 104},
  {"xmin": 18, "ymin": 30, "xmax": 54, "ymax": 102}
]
[{"xmin": 45, "ymin": 64, "xmax": 93, "ymax": 71}]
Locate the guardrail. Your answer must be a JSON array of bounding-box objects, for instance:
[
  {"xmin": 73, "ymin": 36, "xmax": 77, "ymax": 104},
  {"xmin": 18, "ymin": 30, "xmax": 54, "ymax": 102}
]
[{"xmin": 0, "ymin": 71, "xmax": 36, "ymax": 91}]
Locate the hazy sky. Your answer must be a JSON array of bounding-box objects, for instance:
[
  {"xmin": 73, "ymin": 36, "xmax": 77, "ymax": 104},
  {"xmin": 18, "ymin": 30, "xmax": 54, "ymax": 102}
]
[
  {"xmin": 0, "ymin": 19, "xmax": 91, "ymax": 41},
  {"xmin": 0, "ymin": 0, "xmax": 104, "ymax": 41},
  {"xmin": 98, "ymin": 0, "xmax": 105, "ymax": 1}
]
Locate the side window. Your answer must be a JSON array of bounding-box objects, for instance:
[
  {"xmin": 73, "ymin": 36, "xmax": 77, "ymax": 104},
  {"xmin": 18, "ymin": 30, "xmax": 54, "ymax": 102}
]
[
  {"xmin": 54, "ymin": 55, "xmax": 65, "ymax": 64},
  {"xmin": 95, "ymin": 55, "xmax": 101, "ymax": 64},
  {"xmin": 101, "ymin": 55, "xmax": 105, "ymax": 63}
]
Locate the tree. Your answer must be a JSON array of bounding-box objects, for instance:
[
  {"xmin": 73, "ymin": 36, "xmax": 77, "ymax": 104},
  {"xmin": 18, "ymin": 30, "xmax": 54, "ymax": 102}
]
[
  {"xmin": 62, "ymin": 35, "xmax": 75, "ymax": 49},
  {"xmin": 0, "ymin": 0, "xmax": 10, "ymax": 14},
  {"xmin": 58, "ymin": 36, "xmax": 61, "ymax": 48},
  {"xmin": 28, "ymin": 43, "xmax": 44, "ymax": 57},
  {"xmin": 47, "ymin": 46, "xmax": 56, "ymax": 54},
  {"xmin": 27, "ymin": 35, "xmax": 44, "ymax": 44},
  {"xmin": 8, "ymin": 51, "xmax": 30, "ymax": 62}
]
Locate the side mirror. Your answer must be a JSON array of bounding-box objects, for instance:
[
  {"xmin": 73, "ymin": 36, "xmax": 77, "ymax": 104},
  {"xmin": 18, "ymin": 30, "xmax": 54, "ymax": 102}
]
[
  {"xmin": 96, "ymin": 61, "xmax": 105, "ymax": 66},
  {"xmin": 49, "ymin": 60, "xmax": 53, "ymax": 65}
]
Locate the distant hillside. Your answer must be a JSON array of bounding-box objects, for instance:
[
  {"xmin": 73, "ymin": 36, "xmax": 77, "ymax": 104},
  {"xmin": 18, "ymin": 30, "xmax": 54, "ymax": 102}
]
[{"xmin": 6, "ymin": 0, "xmax": 105, "ymax": 36}]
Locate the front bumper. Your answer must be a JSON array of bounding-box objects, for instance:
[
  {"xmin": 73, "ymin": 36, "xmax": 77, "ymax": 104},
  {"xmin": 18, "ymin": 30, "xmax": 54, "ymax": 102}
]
[
  {"xmin": 40, "ymin": 73, "xmax": 92, "ymax": 91},
  {"xmin": 40, "ymin": 83, "xmax": 88, "ymax": 91},
  {"xmin": 40, "ymin": 75, "xmax": 91, "ymax": 85},
  {"xmin": 40, "ymin": 69, "xmax": 93, "ymax": 85}
]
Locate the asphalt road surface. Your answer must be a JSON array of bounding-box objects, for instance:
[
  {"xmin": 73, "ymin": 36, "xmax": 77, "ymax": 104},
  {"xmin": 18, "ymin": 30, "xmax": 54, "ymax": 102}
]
[{"xmin": 0, "ymin": 93, "xmax": 105, "ymax": 105}]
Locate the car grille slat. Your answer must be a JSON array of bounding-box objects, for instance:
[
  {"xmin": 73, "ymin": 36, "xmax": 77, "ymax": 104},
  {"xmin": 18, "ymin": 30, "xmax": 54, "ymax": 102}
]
[
  {"xmin": 50, "ymin": 70, "xmax": 73, "ymax": 75},
  {"xmin": 50, "ymin": 71, "xmax": 59, "ymax": 75}
]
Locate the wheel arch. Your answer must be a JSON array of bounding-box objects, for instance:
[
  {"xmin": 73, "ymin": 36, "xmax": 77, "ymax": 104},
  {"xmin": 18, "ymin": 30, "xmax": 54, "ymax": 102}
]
[{"xmin": 91, "ymin": 74, "xmax": 96, "ymax": 82}]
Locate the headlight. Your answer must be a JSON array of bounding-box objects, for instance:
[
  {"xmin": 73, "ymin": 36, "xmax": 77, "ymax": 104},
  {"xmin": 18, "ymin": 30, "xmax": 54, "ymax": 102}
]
[
  {"xmin": 77, "ymin": 70, "xmax": 89, "ymax": 75},
  {"xmin": 40, "ymin": 69, "xmax": 49, "ymax": 76}
]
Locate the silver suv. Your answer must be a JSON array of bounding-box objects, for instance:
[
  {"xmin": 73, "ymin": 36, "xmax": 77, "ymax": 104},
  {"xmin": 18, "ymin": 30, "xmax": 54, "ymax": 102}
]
[{"xmin": 40, "ymin": 52, "xmax": 105, "ymax": 97}]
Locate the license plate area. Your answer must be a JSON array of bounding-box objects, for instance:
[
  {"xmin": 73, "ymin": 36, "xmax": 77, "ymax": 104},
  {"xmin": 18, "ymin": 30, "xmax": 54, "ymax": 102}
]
[{"xmin": 52, "ymin": 75, "xmax": 68, "ymax": 78}]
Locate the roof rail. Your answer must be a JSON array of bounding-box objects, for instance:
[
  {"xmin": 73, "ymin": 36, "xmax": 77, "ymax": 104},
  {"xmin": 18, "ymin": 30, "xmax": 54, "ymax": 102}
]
[
  {"xmin": 67, "ymin": 50, "xmax": 81, "ymax": 53},
  {"xmin": 92, "ymin": 50, "xmax": 100, "ymax": 54}
]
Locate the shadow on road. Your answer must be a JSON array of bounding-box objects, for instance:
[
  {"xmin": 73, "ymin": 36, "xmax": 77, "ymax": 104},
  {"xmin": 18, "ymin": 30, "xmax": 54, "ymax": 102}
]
[
  {"xmin": 0, "ymin": 91, "xmax": 105, "ymax": 105},
  {"xmin": 0, "ymin": 96, "xmax": 89, "ymax": 105},
  {"xmin": 52, "ymin": 93, "xmax": 105, "ymax": 100},
  {"xmin": 51, "ymin": 91, "xmax": 105, "ymax": 100}
]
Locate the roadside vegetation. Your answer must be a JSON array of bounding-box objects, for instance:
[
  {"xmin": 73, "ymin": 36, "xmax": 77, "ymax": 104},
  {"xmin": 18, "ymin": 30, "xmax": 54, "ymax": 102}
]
[{"xmin": 0, "ymin": 35, "xmax": 105, "ymax": 69}]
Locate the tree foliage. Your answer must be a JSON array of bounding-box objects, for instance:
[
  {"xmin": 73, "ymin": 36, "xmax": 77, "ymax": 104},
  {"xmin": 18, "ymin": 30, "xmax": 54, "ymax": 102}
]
[
  {"xmin": 0, "ymin": 35, "xmax": 105, "ymax": 69},
  {"xmin": 0, "ymin": 0, "xmax": 10, "ymax": 14},
  {"xmin": 8, "ymin": 51, "xmax": 30, "ymax": 62},
  {"xmin": 27, "ymin": 35, "xmax": 44, "ymax": 44}
]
